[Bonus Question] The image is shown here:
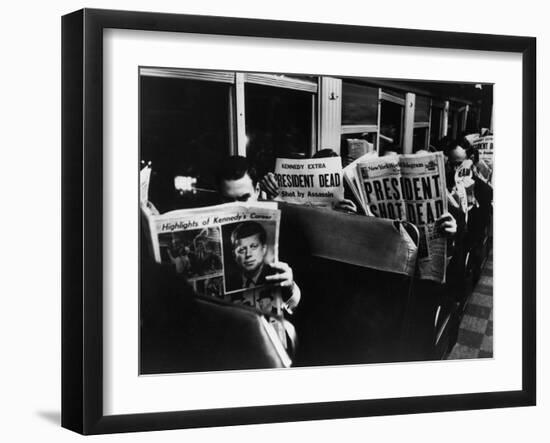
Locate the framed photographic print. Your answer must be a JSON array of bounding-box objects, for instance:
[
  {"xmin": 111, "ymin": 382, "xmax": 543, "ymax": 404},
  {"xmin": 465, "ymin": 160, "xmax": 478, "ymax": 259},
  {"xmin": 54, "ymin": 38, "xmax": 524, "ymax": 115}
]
[{"xmin": 61, "ymin": 8, "xmax": 536, "ymax": 434}]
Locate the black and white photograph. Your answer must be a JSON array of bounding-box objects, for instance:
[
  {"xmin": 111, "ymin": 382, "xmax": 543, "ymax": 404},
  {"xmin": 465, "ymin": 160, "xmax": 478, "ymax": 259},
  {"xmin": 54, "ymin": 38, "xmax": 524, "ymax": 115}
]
[
  {"xmin": 139, "ymin": 66, "xmax": 494, "ymax": 373},
  {"xmin": 158, "ymin": 227, "xmax": 223, "ymax": 280},
  {"xmin": 221, "ymin": 220, "xmax": 278, "ymax": 294},
  {"xmin": 50, "ymin": 2, "xmax": 542, "ymax": 438},
  {"xmin": 196, "ymin": 276, "xmax": 224, "ymax": 299},
  {"xmin": 2, "ymin": 0, "xmax": 545, "ymax": 439}
]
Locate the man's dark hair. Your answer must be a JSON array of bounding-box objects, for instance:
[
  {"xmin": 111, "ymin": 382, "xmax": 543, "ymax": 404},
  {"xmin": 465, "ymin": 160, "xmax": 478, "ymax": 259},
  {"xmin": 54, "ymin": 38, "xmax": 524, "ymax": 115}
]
[
  {"xmin": 216, "ymin": 155, "xmax": 258, "ymax": 188},
  {"xmin": 313, "ymin": 148, "xmax": 338, "ymax": 159},
  {"xmin": 230, "ymin": 221, "xmax": 267, "ymax": 246}
]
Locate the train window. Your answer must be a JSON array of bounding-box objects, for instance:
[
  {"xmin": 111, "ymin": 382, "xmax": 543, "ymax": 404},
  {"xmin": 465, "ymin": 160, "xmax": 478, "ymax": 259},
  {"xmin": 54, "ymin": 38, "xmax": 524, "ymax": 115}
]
[
  {"xmin": 413, "ymin": 127, "xmax": 429, "ymax": 152},
  {"xmin": 430, "ymin": 106, "xmax": 443, "ymax": 147},
  {"xmin": 414, "ymin": 95, "xmax": 431, "ymax": 123},
  {"xmin": 457, "ymin": 106, "xmax": 468, "ymax": 134},
  {"xmin": 245, "ymin": 83, "xmax": 314, "ymax": 178},
  {"xmin": 448, "ymin": 108, "xmax": 459, "ymax": 139},
  {"xmin": 380, "ymin": 99, "xmax": 404, "ymax": 154},
  {"xmin": 140, "ymin": 75, "xmax": 232, "ymax": 211},
  {"xmin": 341, "ymin": 82, "xmax": 379, "ymax": 126},
  {"xmin": 466, "ymin": 106, "xmax": 480, "ymax": 133}
]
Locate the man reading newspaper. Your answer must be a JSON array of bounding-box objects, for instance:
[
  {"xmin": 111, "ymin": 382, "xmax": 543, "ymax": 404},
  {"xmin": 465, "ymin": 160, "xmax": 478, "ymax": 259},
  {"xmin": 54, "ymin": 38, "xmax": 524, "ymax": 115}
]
[
  {"xmin": 215, "ymin": 155, "xmax": 301, "ymax": 314},
  {"xmin": 142, "ymin": 156, "xmax": 301, "ymax": 352},
  {"xmin": 143, "ymin": 202, "xmax": 297, "ymax": 351}
]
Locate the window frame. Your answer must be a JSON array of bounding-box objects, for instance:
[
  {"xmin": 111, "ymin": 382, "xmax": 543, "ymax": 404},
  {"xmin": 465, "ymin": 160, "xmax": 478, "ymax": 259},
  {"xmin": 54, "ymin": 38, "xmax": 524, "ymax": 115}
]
[{"xmin": 140, "ymin": 68, "xmax": 319, "ymax": 160}]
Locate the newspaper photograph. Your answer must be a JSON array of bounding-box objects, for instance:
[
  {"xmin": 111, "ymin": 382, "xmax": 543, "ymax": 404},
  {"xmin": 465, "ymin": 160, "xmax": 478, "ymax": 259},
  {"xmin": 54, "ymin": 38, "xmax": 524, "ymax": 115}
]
[
  {"xmin": 273, "ymin": 156, "xmax": 344, "ymax": 206},
  {"xmin": 158, "ymin": 226, "xmax": 223, "ymax": 281}
]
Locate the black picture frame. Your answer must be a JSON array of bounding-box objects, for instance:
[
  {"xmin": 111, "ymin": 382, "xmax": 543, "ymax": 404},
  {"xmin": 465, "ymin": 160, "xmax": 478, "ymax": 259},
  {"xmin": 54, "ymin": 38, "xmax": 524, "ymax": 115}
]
[{"xmin": 61, "ymin": 8, "xmax": 536, "ymax": 435}]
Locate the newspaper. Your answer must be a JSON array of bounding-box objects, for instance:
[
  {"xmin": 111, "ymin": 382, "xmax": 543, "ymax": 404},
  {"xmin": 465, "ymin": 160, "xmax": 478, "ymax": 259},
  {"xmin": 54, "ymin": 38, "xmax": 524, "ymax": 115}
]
[
  {"xmin": 345, "ymin": 152, "xmax": 448, "ymax": 282},
  {"xmin": 140, "ymin": 162, "xmax": 152, "ymax": 207},
  {"xmin": 142, "ymin": 201, "xmax": 285, "ymax": 312},
  {"xmin": 345, "ymin": 138, "xmax": 375, "ymax": 165},
  {"xmin": 473, "ymin": 135, "xmax": 494, "ymax": 184},
  {"xmin": 273, "ymin": 157, "xmax": 344, "ymax": 207},
  {"xmin": 140, "ymin": 188, "xmax": 291, "ymax": 343},
  {"xmin": 454, "ymin": 159, "xmax": 477, "ymax": 213},
  {"xmin": 342, "ymin": 152, "xmax": 377, "ymax": 215}
]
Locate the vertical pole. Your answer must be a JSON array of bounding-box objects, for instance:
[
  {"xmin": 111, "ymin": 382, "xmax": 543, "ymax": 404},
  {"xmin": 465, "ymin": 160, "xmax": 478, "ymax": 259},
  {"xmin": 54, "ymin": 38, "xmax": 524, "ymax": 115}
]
[
  {"xmin": 228, "ymin": 86, "xmax": 237, "ymax": 155},
  {"xmin": 319, "ymin": 77, "xmax": 342, "ymax": 153},
  {"xmin": 235, "ymin": 72, "xmax": 246, "ymax": 156},
  {"xmin": 461, "ymin": 104, "xmax": 469, "ymax": 133},
  {"xmin": 442, "ymin": 101, "xmax": 450, "ymax": 138},
  {"xmin": 451, "ymin": 109, "xmax": 459, "ymax": 139},
  {"xmin": 403, "ymin": 92, "xmax": 415, "ymax": 154},
  {"xmin": 310, "ymin": 93, "xmax": 317, "ymax": 156},
  {"xmin": 426, "ymin": 99, "xmax": 433, "ymax": 150},
  {"xmin": 376, "ymin": 88, "xmax": 382, "ymax": 155}
]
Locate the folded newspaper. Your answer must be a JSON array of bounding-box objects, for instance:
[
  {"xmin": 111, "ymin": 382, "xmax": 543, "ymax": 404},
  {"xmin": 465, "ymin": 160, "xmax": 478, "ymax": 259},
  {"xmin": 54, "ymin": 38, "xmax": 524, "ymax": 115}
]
[
  {"xmin": 472, "ymin": 135, "xmax": 494, "ymax": 184},
  {"xmin": 344, "ymin": 152, "xmax": 448, "ymax": 283},
  {"xmin": 141, "ymin": 198, "xmax": 286, "ymax": 323},
  {"xmin": 273, "ymin": 156, "xmax": 344, "ymax": 207},
  {"xmin": 454, "ymin": 159, "xmax": 477, "ymax": 214}
]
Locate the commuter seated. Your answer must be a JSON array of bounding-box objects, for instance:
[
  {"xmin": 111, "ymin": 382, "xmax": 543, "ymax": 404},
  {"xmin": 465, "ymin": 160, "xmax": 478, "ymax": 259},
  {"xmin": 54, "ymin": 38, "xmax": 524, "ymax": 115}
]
[{"xmin": 442, "ymin": 139, "xmax": 493, "ymax": 284}]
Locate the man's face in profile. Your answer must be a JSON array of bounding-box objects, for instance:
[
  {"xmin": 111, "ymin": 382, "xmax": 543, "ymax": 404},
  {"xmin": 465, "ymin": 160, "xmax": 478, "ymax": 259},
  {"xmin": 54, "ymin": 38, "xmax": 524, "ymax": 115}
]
[
  {"xmin": 220, "ymin": 173, "xmax": 259, "ymax": 203},
  {"xmin": 233, "ymin": 233, "xmax": 267, "ymax": 275}
]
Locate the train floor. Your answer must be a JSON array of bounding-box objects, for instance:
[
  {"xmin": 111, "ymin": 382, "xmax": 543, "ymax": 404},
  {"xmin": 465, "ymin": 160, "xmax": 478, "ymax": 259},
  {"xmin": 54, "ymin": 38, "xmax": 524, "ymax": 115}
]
[{"xmin": 447, "ymin": 251, "xmax": 493, "ymax": 359}]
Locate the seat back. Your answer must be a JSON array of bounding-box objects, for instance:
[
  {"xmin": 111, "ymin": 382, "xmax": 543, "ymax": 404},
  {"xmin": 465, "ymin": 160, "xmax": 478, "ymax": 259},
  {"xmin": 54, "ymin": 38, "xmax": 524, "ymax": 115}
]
[
  {"xmin": 279, "ymin": 203, "xmax": 418, "ymax": 276},
  {"xmin": 140, "ymin": 261, "xmax": 291, "ymax": 374},
  {"xmin": 278, "ymin": 204, "xmax": 421, "ymax": 366}
]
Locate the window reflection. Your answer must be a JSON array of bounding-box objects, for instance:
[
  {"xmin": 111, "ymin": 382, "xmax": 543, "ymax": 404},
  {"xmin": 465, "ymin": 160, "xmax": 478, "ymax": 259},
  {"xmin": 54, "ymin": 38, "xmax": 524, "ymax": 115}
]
[
  {"xmin": 413, "ymin": 127, "xmax": 429, "ymax": 152},
  {"xmin": 342, "ymin": 82, "xmax": 378, "ymax": 126},
  {"xmin": 245, "ymin": 83, "xmax": 313, "ymax": 178},
  {"xmin": 380, "ymin": 100, "xmax": 403, "ymax": 154},
  {"xmin": 430, "ymin": 107, "xmax": 442, "ymax": 147},
  {"xmin": 414, "ymin": 95, "xmax": 431, "ymax": 123},
  {"xmin": 140, "ymin": 76, "xmax": 231, "ymax": 211}
]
